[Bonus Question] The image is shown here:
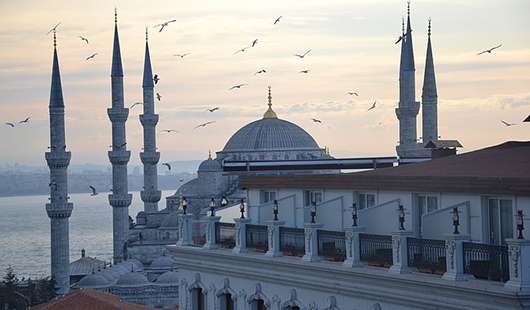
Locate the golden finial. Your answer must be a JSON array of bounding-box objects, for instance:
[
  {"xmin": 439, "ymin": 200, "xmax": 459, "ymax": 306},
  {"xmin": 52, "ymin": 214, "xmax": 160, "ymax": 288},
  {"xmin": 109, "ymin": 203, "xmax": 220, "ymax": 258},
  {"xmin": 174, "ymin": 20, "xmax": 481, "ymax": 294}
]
[
  {"xmin": 114, "ymin": 7, "xmax": 118, "ymax": 24},
  {"xmin": 145, "ymin": 27, "xmax": 148, "ymax": 41},
  {"xmin": 402, "ymin": 16, "xmax": 405, "ymax": 35},
  {"xmin": 428, "ymin": 18, "xmax": 431, "ymax": 36},
  {"xmin": 263, "ymin": 86, "xmax": 278, "ymax": 119},
  {"xmin": 208, "ymin": 150, "xmax": 212, "ymax": 160},
  {"xmin": 53, "ymin": 30, "xmax": 57, "ymax": 48},
  {"xmin": 407, "ymin": 1, "xmax": 410, "ymax": 16}
]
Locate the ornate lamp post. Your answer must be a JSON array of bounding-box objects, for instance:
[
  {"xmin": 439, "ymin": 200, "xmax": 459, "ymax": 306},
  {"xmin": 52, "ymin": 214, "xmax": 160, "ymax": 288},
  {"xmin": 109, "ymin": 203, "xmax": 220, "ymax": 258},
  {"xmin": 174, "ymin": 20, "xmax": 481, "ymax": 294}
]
[
  {"xmin": 452, "ymin": 207, "xmax": 460, "ymax": 234},
  {"xmin": 239, "ymin": 199, "xmax": 245, "ymax": 219},
  {"xmin": 273, "ymin": 199, "xmax": 279, "ymax": 221},
  {"xmin": 398, "ymin": 205, "xmax": 405, "ymax": 230},
  {"xmin": 352, "ymin": 202, "xmax": 358, "ymax": 227},
  {"xmin": 209, "ymin": 197, "xmax": 216, "ymax": 216},
  {"xmin": 182, "ymin": 197, "xmax": 187, "ymax": 215},
  {"xmin": 310, "ymin": 202, "xmax": 317, "ymax": 224},
  {"xmin": 517, "ymin": 210, "xmax": 525, "ymax": 239}
]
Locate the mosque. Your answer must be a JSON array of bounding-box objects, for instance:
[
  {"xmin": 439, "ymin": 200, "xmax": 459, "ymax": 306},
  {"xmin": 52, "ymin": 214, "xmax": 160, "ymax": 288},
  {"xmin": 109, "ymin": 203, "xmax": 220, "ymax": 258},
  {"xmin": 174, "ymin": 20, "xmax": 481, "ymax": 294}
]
[{"xmin": 43, "ymin": 4, "xmax": 464, "ymax": 308}]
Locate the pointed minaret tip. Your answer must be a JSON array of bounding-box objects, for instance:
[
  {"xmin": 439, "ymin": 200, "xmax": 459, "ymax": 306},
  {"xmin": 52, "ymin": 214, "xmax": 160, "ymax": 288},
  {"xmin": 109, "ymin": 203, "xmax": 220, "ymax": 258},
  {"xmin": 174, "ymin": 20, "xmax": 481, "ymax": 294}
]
[
  {"xmin": 428, "ymin": 18, "xmax": 431, "ymax": 36},
  {"xmin": 114, "ymin": 7, "xmax": 118, "ymax": 25},
  {"xmin": 263, "ymin": 86, "xmax": 278, "ymax": 119},
  {"xmin": 142, "ymin": 28, "xmax": 154, "ymax": 88},
  {"xmin": 111, "ymin": 8, "xmax": 124, "ymax": 77}
]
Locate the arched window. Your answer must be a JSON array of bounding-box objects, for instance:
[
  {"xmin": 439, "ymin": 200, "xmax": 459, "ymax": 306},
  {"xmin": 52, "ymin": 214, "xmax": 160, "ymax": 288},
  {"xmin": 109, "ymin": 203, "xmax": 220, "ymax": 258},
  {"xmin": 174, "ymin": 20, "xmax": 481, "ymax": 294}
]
[
  {"xmin": 252, "ymin": 298, "xmax": 266, "ymax": 310},
  {"xmin": 219, "ymin": 293, "xmax": 234, "ymax": 310},
  {"xmin": 192, "ymin": 288, "xmax": 205, "ymax": 310}
]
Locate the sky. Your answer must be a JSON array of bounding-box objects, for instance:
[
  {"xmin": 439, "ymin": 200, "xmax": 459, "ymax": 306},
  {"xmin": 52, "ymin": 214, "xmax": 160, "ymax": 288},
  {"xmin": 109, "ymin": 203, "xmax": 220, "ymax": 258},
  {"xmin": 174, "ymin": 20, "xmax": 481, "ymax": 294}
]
[{"xmin": 0, "ymin": 0, "xmax": 529, "ymax": 166}]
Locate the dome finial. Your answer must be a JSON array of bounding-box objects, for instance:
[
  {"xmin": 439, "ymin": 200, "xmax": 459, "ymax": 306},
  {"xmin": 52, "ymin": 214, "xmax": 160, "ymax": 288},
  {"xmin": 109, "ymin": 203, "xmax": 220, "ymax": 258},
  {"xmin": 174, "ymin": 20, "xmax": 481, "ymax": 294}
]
[
  {"xmin": 53, "ymin": 30, "xmax": 57, "ymax": 48},
  {"xmin": 402, "ymin": 16, "xmax": 405, "ymax": 35},
  {"xmin": 208, "ymin": 150, "xmax": 212, "ymax": 160},
  {"xmin": 428, "ymin": 17, "xmax": 431, "ymax": 36},
  {"xmin": 145, "ymin": 27, "xmax": 148, "ymax": 42},
  {"xmin": 263, "ymin": 86, "xmax": 278, "ymax": 119},
  {"xmin": 407, "ymin": 1, "xmax": 411, "ymax": 17},
  {"xmin": 114, "ymin": 7, "xmax": 118, "ymax": 25}
]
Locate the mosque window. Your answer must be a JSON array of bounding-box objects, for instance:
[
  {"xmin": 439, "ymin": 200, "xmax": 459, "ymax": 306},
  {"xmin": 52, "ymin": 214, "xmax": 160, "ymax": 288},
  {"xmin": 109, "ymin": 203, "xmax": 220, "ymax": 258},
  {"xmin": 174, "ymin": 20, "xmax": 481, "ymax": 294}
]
[
  {"xmin": 260, "ymin": 190, "xmax": 276, "ymax": 204},
  {"xmin": 219, "ymin": 293, "xmax": 234, "ymax": 310},
  {"xmin": 304, "ymin": 190, "xmax": 322, "ymax": 206},
  {"xmin": 251, "ymin": 298, "xmax": 266, "ymax": 310},
  {"xmin": 192, "ymin": 288, "xmax": 205, "ymax": 310},
  {"xmin": 358, "ymin": 193, "xmax": 376, "ymax": 210}
]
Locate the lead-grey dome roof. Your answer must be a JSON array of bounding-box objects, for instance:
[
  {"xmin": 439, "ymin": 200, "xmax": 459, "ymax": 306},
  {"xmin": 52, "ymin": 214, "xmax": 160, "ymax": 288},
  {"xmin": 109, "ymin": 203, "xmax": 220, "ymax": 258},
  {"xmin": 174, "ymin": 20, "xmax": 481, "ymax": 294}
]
[
  {"xmin": 116, "ymin": 272, "xmax": 149, "ymax": 287},
  {"xmin": 222, "ymin": 118, "xmax": 319, "ymax": 152}
]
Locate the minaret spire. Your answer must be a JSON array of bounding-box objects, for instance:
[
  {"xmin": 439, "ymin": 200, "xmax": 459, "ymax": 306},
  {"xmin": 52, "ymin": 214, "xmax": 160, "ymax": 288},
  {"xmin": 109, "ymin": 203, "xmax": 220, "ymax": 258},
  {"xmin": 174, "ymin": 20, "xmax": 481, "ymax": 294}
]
[
  {"xmin": 263, "ymin": 86, "xmax": 278, "ymax": 119},
  {"xmin": 140, "ymin": 27, "xmax": 161, "ymax": 214},
  {"xmin": 46, "ymin": 32, "xmax": 73, "ymax": 295},
  {"xmin": 108, "ymin": 8, "xmax": 132, "ymax": 264},
  {"xmin": 421, "ymin": 18, "xmax": 438, "ymax": 145}
]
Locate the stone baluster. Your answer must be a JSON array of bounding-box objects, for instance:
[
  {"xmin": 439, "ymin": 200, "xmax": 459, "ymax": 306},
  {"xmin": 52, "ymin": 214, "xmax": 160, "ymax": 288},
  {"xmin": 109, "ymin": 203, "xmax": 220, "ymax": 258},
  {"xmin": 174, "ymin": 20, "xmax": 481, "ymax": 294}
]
[
  {"xmin": 232, "ymin": 218, "xmax": 251, "ymax": 254},
  {"xmin": 203, "ymin": 216, "xmax": 221, "ymax": 250},
  {"xmin": 389, "ymin": 230, "xmax": 413, "ymax": 274},
  {"xmin": 176, "ymin": 213, "xmax": 193, "ymax": 247},
  {"xmin": 343, "ymin": 226, "xmax": 365, "ymax": 267},
  {"xmin": 302, "ymin": 223, "xmax": 322, "ymax": 262},
  {"xmin": 266, "ymin": 220, "xmax": 285, "ymax": 257},
  {"xmin": 504, "ymin": 239, "xmax": 530, "ymax": 293},
  {"xmin": 442, "ymin": 234, "xmax": 470, "ymax": 281}
]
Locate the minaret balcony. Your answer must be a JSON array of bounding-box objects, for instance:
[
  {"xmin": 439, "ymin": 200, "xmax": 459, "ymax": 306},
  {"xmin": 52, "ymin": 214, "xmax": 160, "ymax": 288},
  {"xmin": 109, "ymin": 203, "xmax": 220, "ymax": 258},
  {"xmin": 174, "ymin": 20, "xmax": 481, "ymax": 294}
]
[
  {"xmin": 141, "ymin": 190, "xmax": 161, "ymax": 203},
  {"xmin": 395, "ymin": 102, "xmax": 420, "ymax": 119},
  {"xmin": 108, "ymin": 150, "xmax": 131, "ymax": 165},
  {"xmin": 46, "ymin": 202, "xmax": 73, "ymax": 218},
  {"xmin": 109, "ymin": 194, "xmax": 133, "ymax": 208},
  {"xmin": 45, "ymin": 151, "xmax": 71, "ymax": 169},
  {"xmin": 139, "ymin": 114, "xmax": 159, "ymax": 126},
  {"xmin": 107, "ymin": 108, "xmax": 129, "ymax": 122},
  {"xmin": 140, "ymin": 151, "xmax": 160, "ymax": 165}
]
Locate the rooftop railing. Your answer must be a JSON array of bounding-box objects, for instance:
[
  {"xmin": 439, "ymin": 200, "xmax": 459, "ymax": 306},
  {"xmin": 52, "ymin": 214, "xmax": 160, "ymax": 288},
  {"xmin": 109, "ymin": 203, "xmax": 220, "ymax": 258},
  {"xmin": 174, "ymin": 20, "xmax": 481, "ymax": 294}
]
[
  {"xmin": 246, "ymin": 224, "xmax": 268, "ymax": 253},
  {"xmin": 359, "ymin": 233, "xmax": 393, "ymax": 268},
  {"xmin": 279, "ymin": 227, "xmax": 305, "ymax": 257},
  {"xmin": 407, "ymin": 237, "xmax": 446, "ymax": 275},
  {"xmin": 463, "ymin": 242, "xmax": 509, "ymax": 282},
  {"xmin": 215, "ymin": 222, "xmax": 236, "ymax": 249},
  {"xmin": 317, "ymin": 230, "xmax": 346, "ymax": 262}
]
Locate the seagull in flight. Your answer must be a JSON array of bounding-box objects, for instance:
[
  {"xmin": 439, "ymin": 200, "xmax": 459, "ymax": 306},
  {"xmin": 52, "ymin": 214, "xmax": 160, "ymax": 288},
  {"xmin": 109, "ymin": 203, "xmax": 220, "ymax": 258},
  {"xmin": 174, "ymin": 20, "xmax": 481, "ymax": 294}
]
[
  {"xmin": 161, "ymin": 129, "xmax": 179, "ymax": 133},
  {"xmin": 311, "ymin": 118, "xmax": 322, "ymax": 123},
  {"xmin": 395, "ymin": 35, "xmax": 403, "ymax": 45},
  {"xmin": 194, "ymin": 121, "xmax": 216, "ymax": 129},
  {"xmin": 46, "ymin": 22, "xmax": 61, "ymax": 35},
  {"xmin": 347, "ymin": 92, "xmax": 359, "ymax": 96},
  {"xmin": 130, "ymin": 102, "xmax": 143, "ymax": 109},
  {"xmin": 156, "ymin": 93, "xmax": 161, "ymax": 101},
  {"xmin": 274, "ymin": 16, "xmax": 282, "ymax": 25},
  {"xmin": 255, "ymin": 69, "xmax": 267, "ymax": 75},
  {"xmin": 162, "ymin": 163, "xmax": 172, "ymax": 171},
  {"xmin": 299, "ymin": 70, "xmax": 310, "ymax": 74},
  {"xmin": 173, "ymin": 53, "xmax": 190, "ymax": 58},
  {"xmin": 234, "ymin": 47, "xmax": 250, "ymax": 54},
  {"xmin": 89, "ymin": 185, "xmax": 98, "ymax": 196},
  {"xmin": 153, "ymin": 74, "xmax": 159, "ymax": 84},
  {"xmin": 501, "ymin": 120, "xmax": 518, "ymax": 127},
  {"xmin": 367, "ymin": 101, "xmax": 377, "ymax": 111},
  {"xmin": 229, "ymin": 84, "xmax": 247, "ymax": 90},
  {"xmin": 294, "ymin": 49, "xmax": 311, "ymax": 59},
  {"xmin": 477, "ymin": 44, "xmax": 502, "ymax": 55},
  {"xmin": 86, "ymin": 53, "xmax": 98, "ymax": 61},
  {"xmin": 79, "ymin": 36, "xmax": 89, "ymax": 44},
  {"xmin": 114, "ymin": 142, "xmax": 127, "ymax": 149},
  {"xmin": 5, "ymin": 122, "xmax": 15, "ymax": 128},
  {"xmin": 207, "ymin": 107, "xmax": 220, "ymax": 112},
  {"xmin": 154, "ymin": 19, "xmax": 176, "ymax": 32},
  {"xmin": 19, "ymin": 117, "xmax": 30, "ymax": 124},
  {"xmin": 251, "ymin": 39, "xmax": 258, "ymax": 47}
]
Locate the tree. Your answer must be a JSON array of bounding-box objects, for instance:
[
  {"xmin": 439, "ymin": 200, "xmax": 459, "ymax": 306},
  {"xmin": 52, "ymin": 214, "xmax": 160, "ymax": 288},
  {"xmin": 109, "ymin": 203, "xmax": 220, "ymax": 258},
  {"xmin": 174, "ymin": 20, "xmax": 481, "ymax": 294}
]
[{"xmin": 0, "ymin": 266, "xmax": 19, "ymax": 310}]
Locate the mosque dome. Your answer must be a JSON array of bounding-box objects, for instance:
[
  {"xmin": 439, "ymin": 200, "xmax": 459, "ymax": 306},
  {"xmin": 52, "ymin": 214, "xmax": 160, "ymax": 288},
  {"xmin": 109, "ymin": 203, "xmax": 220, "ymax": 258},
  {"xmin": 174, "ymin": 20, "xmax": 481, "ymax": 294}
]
[
  {"xmin": 198, "ymin": 152, "xmax": 222, "ymax": 172},
  {"xmin": 156, "ymin": 271, "xmax": 179, "ymax": 284},
  {"xmin": 76, "ymin": 274, "xmax": 111, "ymax": 288},
  {"xmin": 116, "ymin": 272, "xmax": 150, "ymax": 287},
  {"xmin": 150, "ymin": 255, "xmax": 176, "ymax": 269}
]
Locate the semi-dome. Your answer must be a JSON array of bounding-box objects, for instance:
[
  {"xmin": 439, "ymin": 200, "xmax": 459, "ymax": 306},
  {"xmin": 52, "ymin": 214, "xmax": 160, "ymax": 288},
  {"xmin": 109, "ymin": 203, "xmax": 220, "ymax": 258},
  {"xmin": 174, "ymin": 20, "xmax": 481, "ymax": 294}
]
[
  {"xmin": 198, "ymin": 152, "xmax": 222, "ymax": 172},
  {"xmin": 116, "ymin": 272, "xmax": 149, "ymax": 287},
  {"xmin": 150, "ymin": 255, "xmax": 175, "ymax": 269},
  {"xmin": 156, "ymin": 271, "xmax": 179, "ymax": 284},
  {"xmin": 76, "ymin": 273, "xmax": 110, "ymax": 288}
]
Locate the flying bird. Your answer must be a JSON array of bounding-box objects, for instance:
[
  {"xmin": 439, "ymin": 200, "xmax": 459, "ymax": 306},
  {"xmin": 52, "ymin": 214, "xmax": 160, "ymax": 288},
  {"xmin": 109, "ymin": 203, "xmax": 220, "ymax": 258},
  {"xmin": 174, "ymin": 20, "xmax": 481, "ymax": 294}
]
[
  {"xmin": 251, "ymin": 39, "xmax": 258, "ymax": 47},
  {"xmin": 156, "ymin": 93, "xmax": 161, "ymax": 101},
  {"xmin": 501, "ymin": 120, "xmax": 517, "ymax": 127},
  {"xmin": 115, "ymin": 142, "xmax": 127, "ymax": 149},
  {"xmin": 5, "ymin": 122, "xmax": 15, "ymax": 128},
  {"xmin": 46, "ymin": 22, "xmax": 61, "ymax": 35},
  {"xmin": 229, "ymin": 84, "xmax": 247, "ymax": 90},
  {"xmin": 347, "ymin": 92, "xmax": 359, "ymax": 96},
  {"xmin": 367, "ymin": 101, "xmax": 377, "ymax": 111},
  {"xmin": 207, "ymin": 107, "xmax": 220, "ymax": 112},
  {"xmin": 162, "ymin": 163, "xmax": 171, "ymax": 171},
  {"xmin": 79, "ymin": 36, "xmax": 89, "ymax": 44},
  {"xmin": 311, "ymin": 118, "xmax": 322, "ymax": 123},
  {"xmin": 161, "ymin": 129, "xmax": 178, "ymax": 133},
  {"xmin": 89, "ymin": 185, "xmax": 98, "ymax": 196},
  {"xmin": 130, "ymin": 102, "xmax": 143, "ymax": 109},
  {"xmin": 153, "ymin": 74, "xmax": 159, "ymax": 84},
  {"xmin": 299, "ymin": 70, "xmax": 310, "ymax": 74},
  {"xmin": 477, "ymin": 44, "xmax": 502, "ymax": 55},
  {"xmin": 86, "ymin": 53, "xmax": 98, "ymax": 61},
  {"xmin": 173, "ymin": 53, "xmax": 190, "ymax": 58},
  {"xmin": 154, "ymin": 19, "xmax": 177, "ymax": 32},
  {"xmin": 294, "ymin": 49, "xmax": 311, "ymax": 58},
  {"xmin": 395, "ymin": 35, "xmax": 403, "ymax": 44},
  {"xmin": 234, "ymin": 47, "xmax": 250, "ymax": 54},
  {"xmin": 19, "ymin": 117, "xmax": 30, "ymax": 124},
  {"xmin": 194, "ymin": 121, "xmax": 216, "ymax": 129},
  {"xmin": 274, "ymin": 16, "xmax": 282, "ymax": 24},
  {"xmin": 255, "ymin": 69, "xmax": 267, "ymax": 75}
]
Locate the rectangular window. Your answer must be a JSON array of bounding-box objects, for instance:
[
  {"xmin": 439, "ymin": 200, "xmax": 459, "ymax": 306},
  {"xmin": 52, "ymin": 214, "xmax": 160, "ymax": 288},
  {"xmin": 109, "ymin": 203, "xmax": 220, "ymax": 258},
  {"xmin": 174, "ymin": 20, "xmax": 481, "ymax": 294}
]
[
  {"xmin": 488, "ymin": 198, "xmax": 513, "ymax": 245},
  {"xmin": 259, "ymin": 190, "xmax": 276, "ymax": 204},
  {"xmin": 416, "ymin": 194, "xmax": 438, "ymax": 214},
  {"xmin": 358, "ymin": 193, "xmax": 376, "ymax": 210},
  {"xmin": 304, "ymin": 190, "xmax": 322, "ymax": 206}
]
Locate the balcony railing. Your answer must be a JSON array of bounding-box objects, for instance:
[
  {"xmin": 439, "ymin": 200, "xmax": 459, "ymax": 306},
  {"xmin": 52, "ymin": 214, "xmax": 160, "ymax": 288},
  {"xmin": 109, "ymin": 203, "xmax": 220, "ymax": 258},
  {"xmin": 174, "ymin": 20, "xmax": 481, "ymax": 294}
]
[
  {"xmin": 359, "ymin": 233, "xmax": 393, "ymax": 268},
  {"xmin": 317, "ymin": 230, "xmax": 346, "ymax": 262},
  {"xmin": 246, "ymin": 224, "xmax": 268, "ymax": 252},
  {"xmin": 463, "ymin": 242, "xmax": 509, "ymax": 282},
  {"xmin": 279, "ymin": 227, "xmax": 305, "ymax": 257},
  {"xmin": 215, "ymin": 222, "xmax": 236, "ymax": 249},
  {"xmin": 407, "ymin": 237, "xmax": 446, "ymax": 275},
  {"xmin": 192, "ymin": 222, "xmax": 206, "ymax": 247}
]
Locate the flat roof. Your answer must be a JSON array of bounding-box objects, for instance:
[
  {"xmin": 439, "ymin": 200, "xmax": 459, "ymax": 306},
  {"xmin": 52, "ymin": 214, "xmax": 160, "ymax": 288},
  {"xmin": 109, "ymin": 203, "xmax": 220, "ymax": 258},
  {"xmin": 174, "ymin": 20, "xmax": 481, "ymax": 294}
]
[{"xmin": 240, "ymin": 141, "xmax": 530, "ymax": 196}]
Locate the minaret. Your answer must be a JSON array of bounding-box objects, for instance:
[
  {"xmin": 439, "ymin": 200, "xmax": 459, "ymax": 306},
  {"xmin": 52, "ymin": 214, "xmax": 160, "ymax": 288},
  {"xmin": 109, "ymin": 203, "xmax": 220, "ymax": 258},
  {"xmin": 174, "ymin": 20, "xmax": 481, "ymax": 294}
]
[
  {"xmin": 421, "ymin": 19, "xmax": 438, "ymax": 145},
  {"xmin": 140, "ymin": 28, "xmax": 161, "ymax": 214},
  {"xmin": 45, "ymin": 31, "xmax": 73, "ymax": 294},
  {"xmin": 107, "ymin": 10, "xmax": 132, "ymax": 263},
  {"xmin": 395, "ymin": 2, "xmax": 420, "ymax": 157}
]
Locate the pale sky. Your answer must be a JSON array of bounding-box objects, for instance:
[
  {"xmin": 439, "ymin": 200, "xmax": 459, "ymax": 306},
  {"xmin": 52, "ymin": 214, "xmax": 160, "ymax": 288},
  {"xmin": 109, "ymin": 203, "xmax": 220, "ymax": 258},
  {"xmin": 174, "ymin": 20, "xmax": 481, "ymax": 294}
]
[{"xmin": 0, "ymin": 0, "xmax": 529, "ymax": 166}]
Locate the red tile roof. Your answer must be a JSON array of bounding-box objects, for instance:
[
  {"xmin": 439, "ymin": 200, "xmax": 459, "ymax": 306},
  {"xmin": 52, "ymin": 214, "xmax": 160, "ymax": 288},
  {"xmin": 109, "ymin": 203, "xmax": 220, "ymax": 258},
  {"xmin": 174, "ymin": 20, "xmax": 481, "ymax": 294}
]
[
  {"xmin": 31, "ymin": 288, "xmax": 158, "ymax": 310},
  {"xmin": 240, "ymin": 141, "xmax": 530, "ymax": 195}
]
